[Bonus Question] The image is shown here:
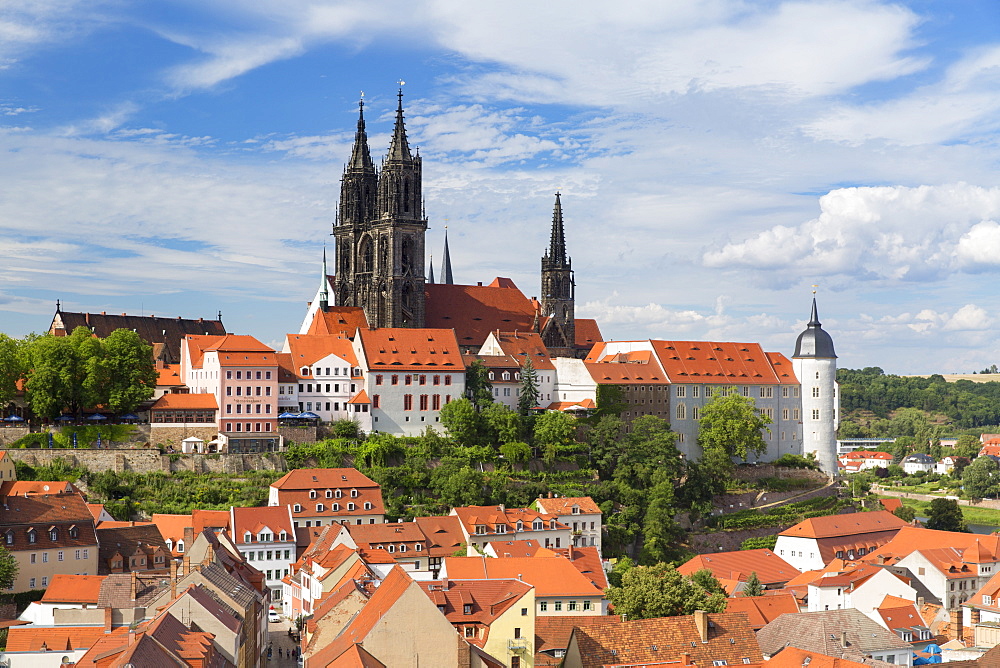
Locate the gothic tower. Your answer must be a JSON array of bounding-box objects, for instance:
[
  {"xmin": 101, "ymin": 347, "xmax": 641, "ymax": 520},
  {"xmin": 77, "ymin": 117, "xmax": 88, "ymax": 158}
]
[
  {"xmin": 540, "ymin": 193, "xmax": 576, "ymax": 355},
  {"xmin": 792, "ymin": 298, "xmax": 839, "ymax": 476},
  {"xmin": 333, "ymin": 91, "xmax": 427, "ymax": 328}
]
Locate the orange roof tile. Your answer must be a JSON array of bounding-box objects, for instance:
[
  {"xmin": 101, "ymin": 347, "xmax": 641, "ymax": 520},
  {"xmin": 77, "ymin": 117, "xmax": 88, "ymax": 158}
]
[
  {"xmin": 414, "ymin": 515, "xmax": 466, "ymax": 558},
  {"xmin": 766, "ymin": 647, "xmax": 870, "ymax": 668},
  {"xmin": 231, "ymin": 505, "xmax": 294, "ymax": 545},
  {"xmin": 305, "ymin": 306, "xmax": 369, "ymax": 338},
  {"xmin": 357, "ymin": 328, "xmax": 465, "ymax": 371},
  {"xmin": 7, "ymin": 625, "xmax": 113, "ymax": 652},
  {"xmin": 425, "ymin": 281, "xmax": 537, "ymax": 346},
  {"xmin": 285, "ymin": 334, "xmax": 359, "ymax": 370},
  {"xmin": 779, "ymin": 510, "xmax": 908, "ymax": 539},
  {"xmin": 150, "ymin": 393, "xmax": 218, "ymax": 410},
  {"xmin": 489, "ymin": 331, "xmax": 555, "ymax": 370},
  {"xmin": 451, "ymin": 505, "xmax": 568, "ymax": 537},
  {"xmin": 156, "ymin": 364, "xmax": 183, "ymax": 387},
  {"xmin": 348, "ymin": 390, "xmax": 370, "ymax": 405},
  {"xmin": 444, "ymin": 555, "xmax": 604, "ymax": 597},
  {"xmin": 725, "ymin": 593, "xmax": 800, "ymax": 629},
  {"xmin": 651, "ymin": 340, "xmax": 786, "ymax": 384},
  {"xmin": 534, "ymin": 496, "xmax": 602, "ymax": 516},
  {"xmin": 863, "ymin": 525, "xmax": 1000, "ymax": 565},
  {"xmin": 41, "ymin": 574, "xmax": 106, "ymax": 604},
  {"xmin": 418, "ymin": 578, "xmax": 531, "ymax": 629},
  {"xmin": 0, "ymin": 480, "xmax": 78, "ymax": 496},
  {"xmin": 679, "ymin": 549, "xmax": 800, "ymax": 585},
  {"xmin": 584, "ymin": 351, "xmax": 670, "ymax": 384},
  {"xmin": 880, "ymin": 498, "xmax": 903, "ymax": 513}
]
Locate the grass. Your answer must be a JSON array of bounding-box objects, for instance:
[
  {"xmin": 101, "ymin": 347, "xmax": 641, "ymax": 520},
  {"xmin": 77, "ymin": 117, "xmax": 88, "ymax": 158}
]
[{"xmin": 891, "ymin": 496, "xmax": 1000, "ymax": 528}]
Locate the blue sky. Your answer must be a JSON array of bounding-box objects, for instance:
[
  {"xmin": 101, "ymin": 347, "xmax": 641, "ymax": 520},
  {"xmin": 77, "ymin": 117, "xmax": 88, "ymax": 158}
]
[{"xmin": 2, "ymin": 0, "xmax": 1000, "ymax": 374}]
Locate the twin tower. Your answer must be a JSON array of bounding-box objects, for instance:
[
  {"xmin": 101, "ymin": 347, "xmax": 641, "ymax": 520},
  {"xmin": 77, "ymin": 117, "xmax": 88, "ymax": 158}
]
[{"xmin": 330, "ymin": 91, "xmax": 576, "ymax": 351}]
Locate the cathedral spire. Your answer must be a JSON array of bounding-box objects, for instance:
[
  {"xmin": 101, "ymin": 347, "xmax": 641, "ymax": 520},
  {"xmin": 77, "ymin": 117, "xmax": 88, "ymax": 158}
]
[
  {"xmin": 386, "ymin": 89, "xmax": 412, "ymax": 162},
  {"xmin": 442, "ymin": 228, "xmax": 454, "ymax": 284},
  {"xmin": 348, "ymin": 98, "xmax": 373, "ymax": 171},
  {"xmin": 428, "ymin": 254, "xmax": 435, "ymax": 284},
  {"xmin": 317, "ymin": 246, "xmax": 330, "ymax": 311},
  {"xmin": 546, "ymin": 192, "xmax": 568, "ymax": 266}
]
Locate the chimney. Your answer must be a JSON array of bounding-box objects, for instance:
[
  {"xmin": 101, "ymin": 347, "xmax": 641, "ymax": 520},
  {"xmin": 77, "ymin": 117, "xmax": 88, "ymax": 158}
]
[
  {"xmin": 951, "ymin": 608, "xmax": 963, "ymax": 641},
  {"xmin": 477, "ymin": 282, "xmax": 482, "ymax": 286},
  {"xmin": 202, "ymin": 541, "xmax": 215, "ymax": 568},
  {"xmin": 170, "ymin": 560, "xmax": 178, "ymax": 599},
  {"xmin": 104, "ymin": 606, "xmax": 113, "ymax": 632},
  {"xmin": 841, "ymin": 631, "xmax": 848, "ymax": 647},
  {"xmin": 694, "ymin": 610, "xmax": 709, "ymax": 643},
  {"xmin": 682, "ymin": 653, "xmax": 693, "ymax": 666},
  {"xmin": 917, "ymin": 597, "xmax": 924, "ymax": 607},
  {"xmin": 130, "ymin": 571, "xmax": 138, "ymax": 601},
  {"xmin": 127, "ymin": 629, "xmax": 136, "ymax": 647}
]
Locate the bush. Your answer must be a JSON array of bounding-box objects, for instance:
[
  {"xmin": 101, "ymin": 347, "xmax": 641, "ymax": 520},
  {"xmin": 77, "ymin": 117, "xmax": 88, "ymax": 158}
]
[
  {"xmin": 740, "ymin": 535, "xmax": 778, "ymax": 550},
  {"xmin": 773, "ymin": 454, "xmax": 818, "ymax": 470}
]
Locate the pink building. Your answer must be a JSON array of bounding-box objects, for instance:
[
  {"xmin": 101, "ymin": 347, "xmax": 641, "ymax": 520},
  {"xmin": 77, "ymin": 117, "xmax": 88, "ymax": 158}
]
[{"xmin": 180, "ymin": 334, "xmax": 280, "ymax": 452}]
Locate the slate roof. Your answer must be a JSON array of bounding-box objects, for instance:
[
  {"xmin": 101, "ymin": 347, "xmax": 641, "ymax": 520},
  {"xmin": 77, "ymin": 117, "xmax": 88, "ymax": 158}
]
[
  {"xmin": 568, "ymin": 612, "xmax": 762, "ymax": 668},
  {"xmin": 96, "ymin": 523, "xmax": 169, "ymax": 573},
  {"xmin": 50, "ymin": 309, "xmax": 226, "ymax": 364},
  {"xmin": 756, "ymin": 609, "xmax": 913, "ymax": 659}
]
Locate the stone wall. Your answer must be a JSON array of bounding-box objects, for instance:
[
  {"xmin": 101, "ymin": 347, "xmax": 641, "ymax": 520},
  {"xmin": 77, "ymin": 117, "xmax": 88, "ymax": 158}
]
[
  {"xmin": 0, "ymin": 427, "xmax": 29, "ymax": 446},
  {"xmin": 280, "ymin": 425, "xmax": 317, "ymax": 445},
  {"xmin": 733, "ymin": 464, "xmax": 830, "ymax": 483},
  {"xmin": 1, "ymin": 448, "xmax": 286, "ymax": 474},
  {"xmin": 149, "ymin": 425, "xmax": 219, "ymax": 448}
]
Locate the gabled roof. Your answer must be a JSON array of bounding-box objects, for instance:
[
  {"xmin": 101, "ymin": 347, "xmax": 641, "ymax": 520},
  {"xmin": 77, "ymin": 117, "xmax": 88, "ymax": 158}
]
[
  {"xmin": 534, "ymin": 496, "xmax": 602, "ymax": 516},
  {"xmin": 305, "ymin": 306, "xmax": 369, "ymax": 338},
  {"xmin": 725, "ymin": 593, "xmax": 799, "ymax": 630},
  {"xmin": 346, "ymin": 521, "xmax": 425, "ymax": 546},
  {"xmin": 678, "ymin": 548, "xmax": 800, "ymax": 585},
  {"xmin": 356, "ymin": 328, "xmax": 464, "ymax": 371},
  {"xmin": 451, "ymin": 505, "xmax": 568, "ymax": 536},
  {"xmin": 231, "ymin": 505, "xmax": 295, "ymax": 544},
  {"xmin": 555, "ymin": 546, "xmax": 608, "ymax": 590},
  {"xmin": 863, "ymin": 526, "xmax": 1000, "ymax": 565},
  {"xmin": 40, "ymin": 574, "xmax": 106, "ymax": 604},
  {"xmin": 756, "ymin": 609, "xmax": 913, "ymax": 658},
  {"xmin": 183, "ymin": 333, "xmax": 275, "ymax": 368},
  {"xmin": 413, "ymin": 515, "xmax": 466, "ymax": 558},
  {"xmin": 271, "ymin": 468, "xmax": 379, "ymax": 491},
  {"xmin": 487, "ymin": 331, "xmax": 555, "ymax": 370},
  {"xmin": 0, "ymin": 491, "xmax": 98, "ymax": 551},
  {"xmin": 418, "ymin": 578, "xmax": 531, "ymax": 630},
  {"xmin": 96, "ymin": 523, "xmax": 169, "ymax": 573},
  {"xmin": 965, "ymin": 568, "xmax": 1000, "ymax": 612},
  {"xmin": 779, "ymin": 510, "xmax": 908, "ymax": 539},
  {"xmin": 285, "ymin": 334, "xmax": 359, "ymax": 369},
  {"xmin": 445, "ymin": 555, "xmax": 604, "ymax": 597},
  {"xmin": 569, "ymin": 612, "xmax": 761, "ymax": 668},
  {"xmin": 0, "ymin": 480, "xmax": 78, "ymax": 496},
  {"xmin": 534, "ymin": 615, "xmax": 622, "ymax": 662},
  {"xmin": 877, "ymin": 603, "xmax": 927, "ymax": 635},
  {"xmin": 424, "ymin": 281, "xmax": 537, "ymax": 347},
  {"xmin": 326, "ymin": 643, "xmax": 387, "ymax": 667},
  {"xmin": 583, "ymin": 346, "xmax": 670, "ymax": 384},
  {"xmin": 650, "ymin": 340, "xmax": 794, "ymax": 384},
  {"xmin": 157, "ymin": 363, "xmax": 184, "ymax": 387},
  {"xmin": 6, "ymin": 625, "xmax": 119, "ymax": 652}
]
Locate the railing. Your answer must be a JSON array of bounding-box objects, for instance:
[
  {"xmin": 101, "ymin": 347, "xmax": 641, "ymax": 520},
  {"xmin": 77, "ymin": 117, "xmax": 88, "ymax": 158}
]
[{"xmin": 508, "ymin": 638, "xmax": 530, "ymax": 652}]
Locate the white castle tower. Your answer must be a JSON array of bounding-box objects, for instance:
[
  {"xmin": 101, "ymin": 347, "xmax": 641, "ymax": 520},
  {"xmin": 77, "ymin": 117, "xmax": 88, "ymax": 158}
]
[{"xmin": 792, "ymin": 298, "xmax": 839, "ymax": 476}]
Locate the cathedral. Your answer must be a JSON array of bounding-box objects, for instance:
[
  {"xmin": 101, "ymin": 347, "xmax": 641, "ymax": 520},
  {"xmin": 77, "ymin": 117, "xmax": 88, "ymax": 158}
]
[{"xmin": 305, "ymin": 90, "xmax": 602, "ymax": 358}]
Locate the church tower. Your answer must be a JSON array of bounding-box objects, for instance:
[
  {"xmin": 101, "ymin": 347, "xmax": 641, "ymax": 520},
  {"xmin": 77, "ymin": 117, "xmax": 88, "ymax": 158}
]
[
  {"xmin": 792, "ymin": 298, "xmax": 839, "ymax": 476},
  {"xmin": 333, "ymin": 91, "xmax": 427, "ymax": 328},
  {"xmin": 540, "ymin": 193, "xmax": 576, "ymax": 355}
]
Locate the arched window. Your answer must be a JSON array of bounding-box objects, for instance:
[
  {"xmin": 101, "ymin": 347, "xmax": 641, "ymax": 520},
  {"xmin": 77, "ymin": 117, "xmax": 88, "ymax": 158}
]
[
  {"xmin": 309, "ymin": 490, "xmax": 317, "ymax": 499},
  {"xmin": 325, "ymin": 490, "xmax": 333, "ymax": 498}
]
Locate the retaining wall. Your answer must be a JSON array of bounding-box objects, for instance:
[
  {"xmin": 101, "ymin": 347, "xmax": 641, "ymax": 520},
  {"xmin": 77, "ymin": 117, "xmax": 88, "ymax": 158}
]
[{"xmin": 1, "ymin": 448, "xmax": 287, "ymax": 474}]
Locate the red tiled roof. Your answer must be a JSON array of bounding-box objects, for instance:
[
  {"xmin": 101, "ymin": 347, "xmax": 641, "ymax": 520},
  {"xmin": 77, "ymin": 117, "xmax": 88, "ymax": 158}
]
[
  {"xmin": 725, "ymin": 593, "xmax": 799, "ymax": 630},
  {"xmin": 766, "ymin": 647, "xmax": 870, "ymax": 668},
  {"xmin": 583, "ymin": 346, "xmax": 670, "ymax": 384},
  {"xmin": 414, "ymin": 515, "xmax": 466, "ymax": 558},
  {"xmin": 231, "ymin": 505, "xmax": 295, "ymax": 545},
  {"xmin": 445, "ymin": 555, "xmax": 604, "ymax": 597},
  {"xmin": 0, "ymin": 480, "xmax": 78, "ymax": 496},
  {"xmin": 150, "ymin": 393, "xmax": 218, "ymax": 410},
  {"xmin": 779, "ymin": 511, "xmax": 908, "ymax": 539},
  {"xmin": 41, "ymin": 574, "xmax": 106, "ymax": 604},
  {"xmin": 555, "ymin": 546, "xmax": 609, "ymax": 590},
  {"xmin": 864, "ymin": 526, "xmax": 1000, "ymax": 566},
  {"xmin": 285, "ymin": 334, "xmax": 359, "ymax": 370},
  {"xmin": 651, "ymin": 340, "xmax": 785, "ymax": 384},
  {"xmin": 357, "ymin": 328, "xmax": 464, "ymax": 371},
  {"xmin": 880, "ymin": 498, "xmax": 903, "ymax": 513},
  {"xmin": 534, "ymin": 496, "xmax": 602, "ymax": 516},
  {"xmin": 451, "ymin": 505, "xmax": 568, "ymax": 537},
  {"xmin": 271, "ymin": 469, "xmax": 384, "ymax": 518},
  {"xmin": 425, "ymin": 281, "xmax": 537, "ymax": 346},
  {"xmin": 157, "ymin": 364, "xmax": 184, "ymax": 387},
  {"xmin": 347, "ymin": 522, "xmax": 425, "ymax": 547},
  {"xmin": 534, "ymin": 615, "xmax": 622, "ymax": 661},
  {"xmin": 7, "ymin": 625, "xmax": 113, "ymax": 652},
  {"xmin": 305, "ymin": 306, "xmax": 369, "ymax": 338},
  {"xmin": 418, "ymin": 578, "xmax": 531, "ymax": 630},
  {"xmin": 489, "ymin": 331, "xmax": 555, "ymax": 370},
  {"xmin": 348, "ymin": 390, "xmax": 370, "ymax": 405},
  {"xmin": 678, "ymin": 549, "xmax": 800, "ymax": 585}
]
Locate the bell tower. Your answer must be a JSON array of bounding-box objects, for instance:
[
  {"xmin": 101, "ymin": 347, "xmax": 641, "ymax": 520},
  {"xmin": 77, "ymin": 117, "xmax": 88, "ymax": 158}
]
[{"xmin": 540, "ymin": 193, "xmax": 576, "ymax": 355}]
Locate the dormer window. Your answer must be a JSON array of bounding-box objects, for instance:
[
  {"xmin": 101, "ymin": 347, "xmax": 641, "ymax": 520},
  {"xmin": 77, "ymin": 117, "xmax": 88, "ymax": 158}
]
[
  {"xmin": 335, "ymin": 489, "xmax": 342, "ymax": 498},
  {"xmin": 316, "ymin": 503, "xmax": 324, "ymax": 512},
  {"xmin": 571, "ymin": 506, "xmax": 580, "ymax": 515},
  {"xmin": 259, "ymin": 533, "xmax": 271, "ymax": 542},
  {"xmin": 415, "ymin": 543, "xmax": 423, "ymax": 551},
  {"xmin": 464, "ymin": 604, "xmax": 473, "ymax": 615},
  {"xmin": 476, "ymin": 525, "xmax": 487, "ymax": 535},
  {"xmin": 293, "ymin": 504, "xmax": 302, "ymax": 513},
  {"xmin": 325, "ymin": 490, "xmax": 333, "ymax": 498},
  {"xmin": 364, "ymin": 502, "xmax": 373, "ymax": 510},
  {"xmin": 495, "ymin": 524, "xmax": 506, "ymax": 534},
  {"xmin": 165, "ymin": 538, "xmax": 173, "ymax": 550},
  {"xmin": 399, "ymin": 544, "xmax": 407, "ymax": 553},
  {"xmin": 347, "ymin": 502, "xmax": 356, "ymax": 511},
  {"xmin": 516, "ymin": 521, "xmax": 524, "ymax": 531},
  {"xmin": 27, "ymin": 529, "xmax": 36, "ymax": 544},
  {"xmin": 244, "ymin": 532, "xmax": 253, "ymax": 543},
  {"xmin": 49, "ymin": 528, "xmax": 58, "ymax": 541},
  {"xmin": 351, "ymin": 489, "xmax": 359, "ymax": 498},
  {"xmin": 279, "ymin": 531, "xmax": 287, "ymax": 541},
  {"xmin": 388, "ymin": 544, "xmax": 395, "ymax": 553},
  {"xmin": 309, "ymin": 490, "xmax": 317, "ymax": 499},
  {"xmin": 301, "ymin": 367, "xmax": 310, "ymax": 376},
  {"xmin": 549, "ymin": 520, "xmax": 556, "ymax": 530},
  {"xmin": 177, "ymin": 540, "xmax": 185, "ymax": 553},
  {"xmin": 332, "ymin": 503, "xmax": 340, "ymax": 511},
  {"xmin": 533, "ymin": 520, "xmax": 542, "ymax": 531}
]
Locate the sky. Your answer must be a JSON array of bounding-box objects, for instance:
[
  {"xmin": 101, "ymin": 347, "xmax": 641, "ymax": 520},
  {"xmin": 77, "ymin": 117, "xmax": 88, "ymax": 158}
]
[{"xmin": 1, "ymin": 1, "xmax": 1000, "ymax": 374}]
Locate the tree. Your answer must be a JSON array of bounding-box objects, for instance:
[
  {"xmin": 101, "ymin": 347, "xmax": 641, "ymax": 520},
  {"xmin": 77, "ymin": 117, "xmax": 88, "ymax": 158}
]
[
  {"xmin": 689, "ymin": 569, "xmax": 727, "ymax": 597},
  {"xmin": 101, "ymin": 329, "xmax": 157, "ymax": 414},
  {"xmin": 697, "ymin": 389, "xmax": 770, "ymax": 473},
  {"xmin": 0, "ymin": 333, "xmax": 25, "ymax": 410},
  {"xmin": 481, "ymin": 403, "xmax": 521, "ymax": 444},
  {"xmin": 439, "ymin": 398, "xmax": 482, "ymax": 446},
  {"xmin": 0, "ymin": 545, "xmax": 17, "ymax": 590},
  {"xmin": 533, "ymin": 411, "xmax": 576, "ymax": 465},
  {"xmin": 925, "ymin": 498, "xmax": 968, "ymax": 532},
  {"xmin": 606, "ymin": 563, "xmax": 726, "ymax": 620},
  {"xmin": 517, "ymin": 357, "xmax": 540, "ymax": 416},
  {"xmin": 638, "ymin": 482, "xmax": 685, "ymax": 564},
  {"xmin": 464, "ymin": 360, "xmax": 494, "ymax": 411},
  {"xmin": 893, "ymin": 505, "xmax": 917, "ymax": 522},
  {"xmin": 742, "ymin": 571, "xmax": 763, "ymax": 597},
  {"xmin": 954, "ymin": 435, "xmax": 982, "ymax": 460},
  {"xmin": 499, "ymin": 441, "xmax": 530, "ymax": 468},
  {"xmin": 963, "ymin": 456, "xmax": 999, "ymax": 502}
]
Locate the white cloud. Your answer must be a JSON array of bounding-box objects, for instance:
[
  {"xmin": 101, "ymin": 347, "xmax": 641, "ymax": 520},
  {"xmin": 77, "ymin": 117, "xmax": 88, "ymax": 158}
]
[{"xmin": 703, "ymin": 183, "xmax": 1000, "ymax": 283}]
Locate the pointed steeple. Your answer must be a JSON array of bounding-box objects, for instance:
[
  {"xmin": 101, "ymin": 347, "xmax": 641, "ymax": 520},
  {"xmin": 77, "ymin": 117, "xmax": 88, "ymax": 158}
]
[
  {"xmin": 442, "ymin": 228, "xmax": 454, "ymax": 284},
  {"xmin": 428, "ymin": 254, "xmax": 435, "ymax": 284},
  {"xmin": 317, "ymin": 246, "xmax": 330, "ymax": 311},
  {"xmin": 808, "ymin": 297, "xmax": 821, "ymax": 326},
  {"xmin": 794, "ymin": 296, "xmax": 837, "ymax": 358},
  {"xmin": 386, "ymin": 89, "xmax": 412, "ymax": 162},
  {"xmin": 545, "ymin": 192, "xmax": 568, "ymax": 266},
  {"xmin": 348, "ymin": 99, "xmax": 374, "ymax": 171}
]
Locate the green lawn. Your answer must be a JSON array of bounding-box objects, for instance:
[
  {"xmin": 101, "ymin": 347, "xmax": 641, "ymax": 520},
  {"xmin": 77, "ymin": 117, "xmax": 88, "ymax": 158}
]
[{"xmin": 891, "ymin": 496, "xmax": 1000, "ymax": 528}]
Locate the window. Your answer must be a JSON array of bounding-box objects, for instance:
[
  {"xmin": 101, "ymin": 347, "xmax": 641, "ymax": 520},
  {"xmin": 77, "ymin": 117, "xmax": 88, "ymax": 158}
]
[
  {"xmin": 293, "ymin": 504, "xmax": 301, "ymax": 512},
  {"xmin": 29, "ymin": 578, "xmax": 35, "ymax": 588},
  {"xmin": 568, "ymin": 601, "xmax": 578, "ymax": 611},
  {"xmin": 676, "ymin": 386, "xmax": 686, "ymax": 398},
  {"xmin": 812, "ymin": 409, "xmax": 820, "ymax": 420},
  {"xmin": 326, "ymin": 489, "xmax": 333, "ymax": 498},
  {"xmin": 347, "ymin": 503, "xmax": 356, "ymax": 511},
  {"xmin": 27, "ymin": 530, "xmax": 36, "ymax": 544},
  {"xmin": 583, "ymin": 600, "xmax": 592, "ymax": 611},
  {"xmin": 309, "ymin": 490, "xmax": 317, "ymax": 499},
  {"xmin": 364, "ymin": 502, "xmax": 372, "ymax": 510},
  {"xmin": 675, "ymin": 403, "xmax": 686, "ymax": 420},
  {"xmin": 3, "ymin": 532, "xmax": 11, "ymax": 546},
  {"xmin": 351, "ymin": 489, "xmax": 359, "ymax": 498},
  {"xmin": 554, "ymin": 601, "xmax": 562, "ymax": 612},
  {"xmin": 316, "ymin": 503, "xmax": 324, "ymax": 512},
  {"xmin": 539, "ymin": 601, "xmax": 548, "ymax": 612},
  {"xmin": 692, "ymin": 385, "xmax": 700, "ymax": 398},
  {"xmin": 692, "ymin": 407, "xmax": 700, "ymax": 420},
  {"xmin": 404, "ymin": 395, "xmax": 413, "ymax": 411},
  {"xmin": 42, "ymin": 552, "xmax": 48, "ymax": 563},
  {"xmin": 465, "ymin": 627, "xmax": 475, "ymax": 638},
  {"xmin": 495, "ymin": 524, "xmax": 507, "ymax": 534},
  {"xmin": 373, "ymin": 395, "xmax": 380, "ymax": 409},
  {"xmin": 175, "ymin": 542, "xmax": 183, "ymax": 554},
  {"xmin": 782, "ymin": 408, "xmax": 789, "ymax": 420},
  {"xmin": 419, "ymin": 394, "xmax": 428, "ymax": 411},
  {"xmin": 812, "ymin": 387, "xmax": 820, "ymax": 398}
]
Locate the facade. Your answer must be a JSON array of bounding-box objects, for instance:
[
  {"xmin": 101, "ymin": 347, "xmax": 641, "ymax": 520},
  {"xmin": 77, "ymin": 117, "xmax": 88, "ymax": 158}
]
[
  {"xmin": 804, "ymin": 564, "xmax": 917, "ymax": 620},
  {"xmin": 280, "ymin": 333, "xmax": 371, "ymax": 430},
  {"xmin": 354, "ymin": 327, "xmax": 466, "ymax": 436},
  {"xmin": 902, "ymin": 452, "xmax": 936, "ymax": 475},
  {"xmin": 179, "ymin": 334, "xmax": 280, "ymax": 452},
  {"xmin": 268, "ymin": 468, "xmax": 385, "ymax": 527},
  {"xmin": 532, "ymin": 496, "xmax": 602, "ymax": 553},
  {"xmin": 450, "ymin": 505, "xmax": 573, "ymax": 552},
  {"xmin": 229, "ymin": 504, "xmax": 296, "ymax": 605},
  {"xmin": 774, "ymin": 510, "xmax": 908, "ymax": 572},
  {"xmin": 839, "ymin": 450, "xmax": 894, "ymax": 473},
  {"xmin": 792, "ymin": 298, "xmax": 839, "ymax": 474}
]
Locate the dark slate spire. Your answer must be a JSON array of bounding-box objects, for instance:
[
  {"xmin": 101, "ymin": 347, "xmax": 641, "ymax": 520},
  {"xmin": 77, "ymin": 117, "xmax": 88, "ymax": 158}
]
[
  {"xmin": 793, "ymin": 297, "xmax": 837, "ymax": 358},
  {"xmin": 348, "ymin": 99, "xmax": 373, "ymax": 171},
  {"xmin": 442, "ymin": 228, "xmax": 454, "ymax": 285},
  {"xmin": 317, "ymin": 246, "xmax": 330, "ymax": 311},
  {"xmin": 386, "ymin": 89, "xmax": 412, "ymax": 162},
  {"xmin": 428, "ymin": 255, "xmax": 435, "ymax": 284},
  {"xmin": 545, "ymin": 192, "xmax": 568, "ymax": 267}
]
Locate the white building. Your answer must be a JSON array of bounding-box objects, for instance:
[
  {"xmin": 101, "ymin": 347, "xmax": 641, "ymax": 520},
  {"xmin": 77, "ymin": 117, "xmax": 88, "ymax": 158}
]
[
  {"xmin": 902, "ymin": 453, "xmax": 936, "ymax": 475},
  {"xmin": 229, "ymin": 505, "xmax": 296, "ymax": 605},
  {"xmin": 533, "ymin": 495, "xmax": 603, "ymax": 554},
  {"xmin": 774, "ymin": 510, "xmax": 909, "ymax": 572},
  {"xmin": 792, "ymin": 298, "xmax": 839, "ymax": 475}
]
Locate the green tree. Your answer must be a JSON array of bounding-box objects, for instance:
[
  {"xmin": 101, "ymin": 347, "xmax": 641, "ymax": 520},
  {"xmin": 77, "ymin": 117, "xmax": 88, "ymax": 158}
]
[
  {"xmin": 0, "ymin": 545, "xmax": 18, "ymax": 590},
  {"xmin": 517, "ymin": 357, "xmax": 540, "ymax": 416},
  {"xmin": 0, "ymin": 333, "xmax": 26, "ymax": 410},
  {"xmin": 101, "ymin": 329, "xmax": 157, "ymax": 414},
  {"xmin": 614, "ymin": 416, "xmax": 682, "ymax": 490},
  {"xmin": 925, "ymin": 498, "xmax": 968, "ymax": 532},
  {"xmin": 742, "ymin": 571, "xmax": 763, "ymax": 597},
  {"xmin": 499, "ymin": 441, "xmax": 531, "ymax": 468},
  {"xmin": 464, "ymin": 360, "xmax": 494, "ymax": 411},
  {"xmin": 430, "ymin": 462, "xmax": 486, "ymax": 508},
  {"xmin": 439, "ymin": 398, "xmax": 482, "ymax": 446},
  {"xmin": 697, "ymin": 389, "xmax": 770, "ymax": 476},
  {"xmin": 689, "ymin": 569, "xmax": 727, "ymax": 597},
  {"xmin": 638, "ymin": 481, "xmax": 684, "ymax": 564},
  {"xmin": 894, "ymin": 505, "xmax": 917, "ymax": 522},
  {"xmin": 963, "ymin": 456, "xmax": 999, "ymax": 502},
  {"xmin": 954, "ymin": 435, "xmax": 982, "ymax": 460},
  {"xmin": 606, "ymin": 563, "xmax": 726, "ymax": 620},
  {"xmin": 329, "ymin": 419, "xmax": 364, "ymax": 440},
  {"xmin": 607, "ymin": 556, "xmax": 634, "ymax": 588},
  {"xmin": 481, "ymin": 403, "xmax": 522, "ymax": 444},
  {"xmin": 586, "ymin": 415, "xmax": 625, "ymax": 475},
  {"xmin": 533, "ymin": 411, "xmax": 576, "ymax": 465}
]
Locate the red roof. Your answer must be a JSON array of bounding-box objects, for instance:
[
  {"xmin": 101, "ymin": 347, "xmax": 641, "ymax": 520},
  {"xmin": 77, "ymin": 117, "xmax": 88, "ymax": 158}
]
[
  {"xmin": 304, "ymin": 306, "xmax": 369, "ymax": 338},
  {"xmin": 270, "ymin": 468, "xmax": 384, "ymax": 518},
  {"xmin": 779, "ymin": 511, "xmax": 908, "ymax": 539},
  {"xmin": 150, "ymin": 393, "xmax": 218, "ymax": 410},
  {"xmin": 679, "ymin": 549, "xmax": 800, "ymax": 585},
  {"xmin": 41, "ymin": 574, "xmax": 106, "ymax": 604},
  {"xmin": 725, "ymin": 593, "xmax": 800, "ymax": 629},
  {"xmin": 357, "ymin": 328, "xmax": 464, "ymax": 371},
  {"xmin": 487, "ymin": 331, "xmax": 555, "ymax": 370},
  {"xmin": 425, "ymin": 281, "xmax": 536, "ymax": 346},
  {"xmin": 284, "ymin": 334, "xmax": 359, "ymax": 370},
  {"xmin": 7, "ymin": 625, "xmax": 113, "ymax": 652},
  {"xmin": 651, "ymin": 340, "xmax": 788, "ymax": 384},
  {"xmin": 414, "ymin": 515, "xmax": 466, "ymax": 558},
  {"xmin": 445, "ymin": 555, "xmax": 604, "ymax": 597},
  {"xmin": 418, "ymin": 578, "xmax": 532, "ymax": 635},
  {"xmin": 534, "ymin": 496, "xmax": 602, "ymax": 516},
  {"xmin": 230, "ymin": 505, "xmax": 295, "ymax": 545}
]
